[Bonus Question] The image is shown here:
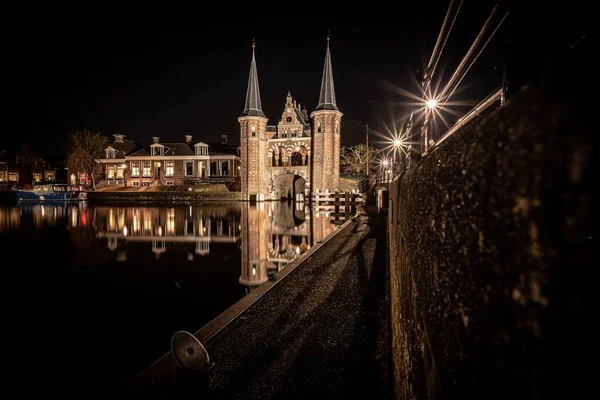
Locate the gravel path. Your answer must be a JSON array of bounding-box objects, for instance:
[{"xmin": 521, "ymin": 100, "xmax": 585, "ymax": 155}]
[{"xmin": 199, "ymin": 205, "xmax": 390, "ymax": 399}]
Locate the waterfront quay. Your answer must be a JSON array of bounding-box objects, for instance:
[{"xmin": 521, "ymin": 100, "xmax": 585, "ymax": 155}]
[{"xmin": 128, "ymin": 204, "xmax": 390, "ymax": 398}]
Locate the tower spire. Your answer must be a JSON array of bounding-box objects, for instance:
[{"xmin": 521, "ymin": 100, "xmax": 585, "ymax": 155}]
[
  {"xmin": 315, "ymin": 34, "xmax": 338, "ymax": 111},
  {"xmin": 242, "ymin": 39, "xmax": 265, "ymax": 117}
]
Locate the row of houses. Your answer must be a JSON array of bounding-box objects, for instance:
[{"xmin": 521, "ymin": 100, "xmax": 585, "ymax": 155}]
[
  {"xmin": 0, "ymin": 134, "xmax": 241, "ymax": 189},
  {"xmin": 0, "ymin": 143, "xmax": 65, "ymax": 188},
  {"xmin": 95, "ymin": 134, "xmax": 240, "ymax": 188}
]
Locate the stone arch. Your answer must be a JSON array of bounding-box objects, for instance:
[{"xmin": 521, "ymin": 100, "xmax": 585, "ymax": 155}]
[
  {"xmin": 268, "ymin": 145, "xmax": 285, "ymax": 167},
  {"xmin": 289, "ymin": 144, "xmax": 309, "ymax": 166},
  {"xmin": 274, "ymin": 173, "xmax": 306, "ymax": 201}
]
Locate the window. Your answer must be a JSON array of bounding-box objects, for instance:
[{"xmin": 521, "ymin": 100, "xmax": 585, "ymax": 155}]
[
  {"xmin": 251, "ymin": 126, "xmax": 256, "ymax": 137},
  {"xmin": 166, "ymin": 180, "xmax": 174, "ymax": 186},
  {"xmin": 185, "ymin": 161, "xmax": 193, "ymax": 176},
  {"xmin": 335, "ymin": 121, "xmax": 339, "ymax": 133},
  {"xmin": 151, "ymin": 146, "xmax": 163, "ymax": 156},
  {"xmin": 33, "ymin": 172, "xmax": 41, "ymax": 182},
  {"xmin": 210, "ymin": 162, "xmax": 217, "ymax": 176},
  {"xmin": 317, "ymin": 121, "xmax": 322, "ymax": 133},
  {"xmin": 132, "ymin": 181, "xmax": 140, "ymax": 187},
  {"xmin": 142, "ymin": 161, "xmax": 151, "ymax": 176},
  {"xmin": 116, "ymin": 166, "xmax": 124, "ymax": 179},
  {"xmin": 165, "ymin": 161, "xmax": 174, "ymax": 176},
  {"xmin": 44, "ymin": 171, "xmax": 55, "ymax": 181},
  {"xmin": 106, "ymin": 149, "xmax": 116, "ymax": 159},
  {"xmin": 221, "ymin": 161, "xmax": 229, "ymax": 176},
  {"xmin": 131, "ymin": 162, "xmax": 140, "ymax": 177},
  {"xmin": 196, "ymin": 145, "xmax": 208, "ymax": 155},
  {"xmin": 107, "ymin": 166, "xmax": 115, "ymax": 179}
]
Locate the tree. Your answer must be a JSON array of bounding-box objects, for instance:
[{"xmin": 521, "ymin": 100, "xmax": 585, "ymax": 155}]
[
  {"xmin": 67, "ymin": 129, "xmax": 108, "ymax": 190},
  {"xmin": 340, "ymin": 144, "xmax": 379, "ymax": 178}
]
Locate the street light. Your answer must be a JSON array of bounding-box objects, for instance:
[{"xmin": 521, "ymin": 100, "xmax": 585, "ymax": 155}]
[{"xmin": 426, "ymin": 99, "xmax": 438, "ymax": 109}]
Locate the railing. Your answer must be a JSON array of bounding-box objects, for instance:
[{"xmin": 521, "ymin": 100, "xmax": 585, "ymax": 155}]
[{"xmin": 312, "ymin": 192, "xmax": 364, "ymax": 225}]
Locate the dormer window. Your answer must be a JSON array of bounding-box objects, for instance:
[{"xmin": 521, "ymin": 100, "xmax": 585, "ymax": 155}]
[
  {"xmin": 196, "ymin": 145, "xmax": 208, "ymax": 155},
  {"xmin": 194, "ymin": 142, "xmax": 209, "ymax": 156},
  {"xmin": 106, "ymin": 149, "xmax": 117, "ymax": 159},
  {"xmin": 151, "ymin": 144, "xmax": 164, "ymax": 156}
]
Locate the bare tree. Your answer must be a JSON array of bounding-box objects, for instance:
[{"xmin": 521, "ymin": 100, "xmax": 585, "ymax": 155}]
[
  {"xmin": 67, "ymin": 129, "xmax": 108, "ymax": 190},
  {"xmin": 340, "ymin": 144, "xmax": 378, "ymax": 178}
]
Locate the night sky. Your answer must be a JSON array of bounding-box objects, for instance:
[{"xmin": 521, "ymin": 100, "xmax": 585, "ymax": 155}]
[{"xmin": 18, "ymin": 1, "xmax": 590, "ymax": 157}]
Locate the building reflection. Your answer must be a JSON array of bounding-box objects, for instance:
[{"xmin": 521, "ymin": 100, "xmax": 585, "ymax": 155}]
[
  {"xmin": 240, "ymin": 201, "xmax": 337, "ymax": 293},
  {"xmin": 0, "ymin": 203, "xmax": 70, "ymax": 232},
  {"xmin": 92, "ymin": 205, "xmax": 241, "ymax": 260},
  {"xmin": 2, "ymin": 200, "xmax": 339, "ymax": 292}
]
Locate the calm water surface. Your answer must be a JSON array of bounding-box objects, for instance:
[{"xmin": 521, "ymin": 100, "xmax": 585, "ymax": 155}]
[{"xmin": 0, "ymin": 200, "xmax": 340, "ymax": 387}]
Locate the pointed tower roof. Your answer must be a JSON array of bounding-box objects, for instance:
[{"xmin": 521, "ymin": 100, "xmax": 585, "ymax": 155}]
[
  {"xmin": 241, "ymin": 40, "xmax": 266, "ymax": 117},
  {"xmin": 315, "ymin": 36, "xmax": 339, "ymax": 111}
]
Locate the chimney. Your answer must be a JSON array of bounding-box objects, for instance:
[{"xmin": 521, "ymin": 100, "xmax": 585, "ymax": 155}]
[
  {"xmin": 221, "ymin": 135, "xmax": 228, "ymax": 144},
  {"xmin": 185, "ymin": 135, "xmax": 193, "ymax": 143},
  {"xmin": 152, "ymin": 136, "xmax": 160, "ymax": 144},
  {"xmin": 113, "ymin": 134, "xmax": 125, "ymax": 143}
]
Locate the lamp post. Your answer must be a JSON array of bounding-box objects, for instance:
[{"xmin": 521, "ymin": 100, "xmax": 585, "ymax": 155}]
[
  {"xmin": 423, "ymin": 98, "xmax": 438, "ymax": 152},
  {"xmin": 381, "ymin": 159, "xmax": 390, "ymax": 183},
  {"xmin": 393, "ymin": 139, "xmax": 402, "ymax": 176}
]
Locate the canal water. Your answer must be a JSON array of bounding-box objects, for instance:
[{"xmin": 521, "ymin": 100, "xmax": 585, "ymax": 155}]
[{"xmin": 0, "ymin": 200, "xmax": 341, "ymax": 388}]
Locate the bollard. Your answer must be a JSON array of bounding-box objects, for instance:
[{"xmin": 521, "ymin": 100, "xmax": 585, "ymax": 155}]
[{"xmin": 171, "ymin": 331, "xmax": 214, "ymax": 390}]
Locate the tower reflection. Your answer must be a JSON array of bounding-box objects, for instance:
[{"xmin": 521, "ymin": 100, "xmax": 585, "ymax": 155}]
[
  {"xmin": 240, "ymin": 201, "xmax": 337, "ymax": 293},
  {"xmin": 1, "ymin": 201, "xmax": 338, "ymax": 294}
]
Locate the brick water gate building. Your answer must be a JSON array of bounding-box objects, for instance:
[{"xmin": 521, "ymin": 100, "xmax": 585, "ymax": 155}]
[{"xmin": 239, "ymin": 38, "xmax": 343, "ymax": 202}]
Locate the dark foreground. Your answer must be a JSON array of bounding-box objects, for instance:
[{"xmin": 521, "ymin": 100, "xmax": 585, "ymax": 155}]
[{"xmin": 129, "ymin": 205, "xmax": 391, "ymax": 398}]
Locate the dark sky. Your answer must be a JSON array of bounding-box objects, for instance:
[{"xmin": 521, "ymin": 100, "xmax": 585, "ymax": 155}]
[{"xmin": 18, "ymin": 1, "xmax": 590, "ymax": 156}]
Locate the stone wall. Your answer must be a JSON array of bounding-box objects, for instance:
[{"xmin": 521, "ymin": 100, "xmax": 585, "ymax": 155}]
[
  {"xmin": 87, "ymin": 190, "xmax": 242, "ymax": 204},
  {"xmin": 388, "ymin": 48, "xmax": 592, "ymax": 399}
]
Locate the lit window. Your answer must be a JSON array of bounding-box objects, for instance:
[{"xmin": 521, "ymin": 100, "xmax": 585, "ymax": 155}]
[
  {"xmin": 165, "ymin": 161, "xmax": 174, "ymax": 176},
  {"xmin": 131, "ymin": 162, "xmax": 140, "ymax": 177},
  {"xmin": 251, "ymin": 126, "xmax": 256, "ymax": 137},
  {"xmin": 142, "ymin": 161, "xmax": 151, "ymax": 176}
]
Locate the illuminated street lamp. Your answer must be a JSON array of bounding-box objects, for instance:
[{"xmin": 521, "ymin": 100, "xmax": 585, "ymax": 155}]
[
  {"xmin": 380, "ymin": 159, "xmax": 391, "ymax": 183},
  {"xmin": 392, "ymin": 139, "xmax": 402, "ymax": 173},
  {"xmin": 426, "ymin": 99, "xmax": 438, "ymax": 109}
]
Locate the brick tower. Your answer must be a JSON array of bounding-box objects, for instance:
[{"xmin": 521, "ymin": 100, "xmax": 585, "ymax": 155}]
[
  {"xmin": 239, "ymin": 40, "xmax": 269, "ymax": 201},
  {"xmin": 310, "ymin": 36, "xmax": 343, "ymax": 195}
]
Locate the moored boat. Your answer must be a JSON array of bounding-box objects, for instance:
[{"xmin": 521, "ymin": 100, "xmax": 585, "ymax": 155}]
[{"xmin": 15, "ymin": 184, "xmax": 87, "ymax": 201}]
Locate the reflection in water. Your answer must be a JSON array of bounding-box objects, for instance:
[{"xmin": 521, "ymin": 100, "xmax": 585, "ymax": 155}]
[
  {"xmin": 0, "ymin": 200, "xmax": 338, "ymax": 387},
  {"xmin": 93, "ymin": 205, "xmax": 241, "ymax": 260},
  {"xmin": 0, "ymin": 203, "xmax": 69, "ymax": 231},
  {"xmin": 240, "ymin": 201, "xmax": 336, "ymax": 292}
]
